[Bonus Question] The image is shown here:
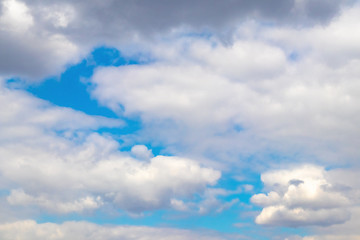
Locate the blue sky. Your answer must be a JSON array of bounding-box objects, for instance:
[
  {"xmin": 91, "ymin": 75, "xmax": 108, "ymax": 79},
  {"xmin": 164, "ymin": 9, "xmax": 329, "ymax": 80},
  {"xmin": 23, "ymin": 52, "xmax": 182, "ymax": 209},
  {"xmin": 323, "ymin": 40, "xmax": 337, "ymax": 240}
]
[{"xmin": 1, "ymin": 0, "xmax": 360, "ymax": 239}]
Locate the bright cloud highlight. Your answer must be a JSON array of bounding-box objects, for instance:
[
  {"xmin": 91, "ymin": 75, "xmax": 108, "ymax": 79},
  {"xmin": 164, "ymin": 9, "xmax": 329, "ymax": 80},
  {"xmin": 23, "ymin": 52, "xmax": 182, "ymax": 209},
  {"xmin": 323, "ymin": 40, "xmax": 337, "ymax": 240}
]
[{"xmin": 252, "ymin": 165, "xmax": 354, "ymax": 227}]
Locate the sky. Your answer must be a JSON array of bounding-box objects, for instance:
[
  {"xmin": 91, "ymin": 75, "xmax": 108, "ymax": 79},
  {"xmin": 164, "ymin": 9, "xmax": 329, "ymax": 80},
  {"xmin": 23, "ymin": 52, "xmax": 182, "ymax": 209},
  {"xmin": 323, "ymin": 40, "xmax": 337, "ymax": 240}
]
[{"xmin": 0, "ymin": 0, "xmax": 360, "ymax": 239}]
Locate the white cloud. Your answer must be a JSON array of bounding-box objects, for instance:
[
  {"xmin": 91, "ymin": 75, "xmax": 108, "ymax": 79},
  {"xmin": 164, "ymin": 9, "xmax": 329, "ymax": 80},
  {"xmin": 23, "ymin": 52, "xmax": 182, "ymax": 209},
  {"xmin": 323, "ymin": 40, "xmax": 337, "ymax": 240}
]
[
  {"xmin": 298, "ymin": 186, "xmax": 360, "ymax": 240},
  {"xmin": 0, "ymin": 220, "xmax": 226, "ymax": 240},
  {"xmin": 7, "ymin": 189, "xmax": 103, "ymax": 214},
  {"xmin": 0, "ymin": 80, "xmax": 121, "ymax": 142},
  {"xmin": 254, "ymin": 206, "xmax": 350, "ymax": 227},
  {"xmin": 2, "ymin": 132, "xmax": 220, "ymax": 214},
  {"xmin": 89, "ymin": 5, "xmax": 360, "ymax": 167},
  {"xmin": 0, "ymin": 0, "xmax": 33, "ymax": 32},
  {"xmin": 131, "ymin": 144, "xmax": 153, "ymax": 160},
  {"xmin": 251, "ymin": 165, "xmax": 354, "ymax": 227},
  {"xmin": 187, "ymin": 40, "xmax": 287, "ymax": 81},
  {"xmin": 0, "ymin": 83, "xmax": 221, "ymax": 214},
  {"xmin": 262, "ymin": 5, "xmax": 360, "ymax": 67},
  {"xmin": 39, "ymin": 4, "xmax": 75, "ymax": 28}
]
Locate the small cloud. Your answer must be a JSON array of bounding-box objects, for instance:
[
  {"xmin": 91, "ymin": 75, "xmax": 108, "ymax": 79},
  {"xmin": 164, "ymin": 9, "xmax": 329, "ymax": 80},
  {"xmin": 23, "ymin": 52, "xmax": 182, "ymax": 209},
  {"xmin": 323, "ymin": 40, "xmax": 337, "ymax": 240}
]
[
  {"xmin": 131, "ymin": 144, "xmax": 153, "ymax": 160},
  {"xmin": 242, "ymin": 184, "xmax": 254, "ymax": 192},
  {"xmin": 170, "ymin": 199, "xmax": 189, "ymax": 212},
  {"xmin": 251, "ymin": 165, "xmax": 352, "ymax": 227}
]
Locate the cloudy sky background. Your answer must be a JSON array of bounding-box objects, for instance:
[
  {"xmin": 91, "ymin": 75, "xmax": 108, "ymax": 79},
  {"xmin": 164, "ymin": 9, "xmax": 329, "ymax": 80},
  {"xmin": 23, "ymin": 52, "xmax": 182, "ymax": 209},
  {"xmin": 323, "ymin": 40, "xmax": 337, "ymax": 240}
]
[{"xmin": 1, "ymin": 0, "xmax": 360, "ymax": 239}]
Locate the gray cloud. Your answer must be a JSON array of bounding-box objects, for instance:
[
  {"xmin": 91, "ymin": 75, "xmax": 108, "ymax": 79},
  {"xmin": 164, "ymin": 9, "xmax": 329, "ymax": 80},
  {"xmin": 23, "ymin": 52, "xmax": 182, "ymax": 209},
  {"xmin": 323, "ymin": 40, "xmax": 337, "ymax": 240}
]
[
  {"xmin": 26, "ymin": 0, "xmax": 353, "ymax": 35},
  {"xmin": 0, "ymin": 0, "xmax": 355, "ymax": 79}
]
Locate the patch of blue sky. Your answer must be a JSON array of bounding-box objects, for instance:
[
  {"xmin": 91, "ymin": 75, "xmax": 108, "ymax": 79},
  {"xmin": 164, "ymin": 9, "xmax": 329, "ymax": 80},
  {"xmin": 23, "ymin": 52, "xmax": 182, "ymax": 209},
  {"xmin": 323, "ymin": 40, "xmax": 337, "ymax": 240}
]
[
  {"xmin": 288, "ymin": 51, "xmax": 300, "ymax": 61},
  {"xmin": 279, "ymin": 227, "xmax": 310, "ymax": 238},
  {"xmin": 178, "ymin": 30, "xmax": 214, "ymax": 40},
  {"xmin": 170, "ymin": 211, "xmax": 245, "ymax": 233},
  {"xmin": 0, "ymin": 189, "xmax": 10, "ymax": 197},
  {"xmin": 25, "ymin": 46, "xmax": 131, "ymax": 118},
  {"xmin": 233, "ymin": 124, "xmax": 244, "ymax": 132},
  {"xmin": 18, "ymin": 46, "xmax": 150, "ymax": 141},
  {"xmin": 4, "ymin": 46, "xmax": 168, "ymax": 156}
]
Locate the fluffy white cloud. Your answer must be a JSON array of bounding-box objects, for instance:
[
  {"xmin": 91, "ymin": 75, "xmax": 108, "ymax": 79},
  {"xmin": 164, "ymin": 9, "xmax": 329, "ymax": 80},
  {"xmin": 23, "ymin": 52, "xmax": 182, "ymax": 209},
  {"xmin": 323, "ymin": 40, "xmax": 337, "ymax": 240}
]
[
  {"xmin": 251, "ymin": 165, "xmax": 355, "ymax": 227},
  {"xmin": 89, "ymin": 5, "xmax": 360, "ymax": 167},
  {"xmin": 2, "ymin": 135, "xmax": 220, "ymax": 213},
  {"xmin": 0, "ymin": 82, "xmax": 221, "ymax": 214},
  {"xmin": 297, "ymin": 179, "xmax": 360, "ymax": 240},
  {"xmin": 0, "ymin": 220, "xmax": 226, "ymax": 240}
]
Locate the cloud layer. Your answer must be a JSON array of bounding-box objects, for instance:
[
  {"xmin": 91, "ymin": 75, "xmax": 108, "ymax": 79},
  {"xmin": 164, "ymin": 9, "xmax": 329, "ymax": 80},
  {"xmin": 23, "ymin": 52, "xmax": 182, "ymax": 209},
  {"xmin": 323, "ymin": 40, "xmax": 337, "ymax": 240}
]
[
  {"xmin": 0, "ymin": 0, "xmax": 355, "ymax": 79},
  {"xmin": 0, "ymin": 220, "xmax": 227, "ymax": 240}
]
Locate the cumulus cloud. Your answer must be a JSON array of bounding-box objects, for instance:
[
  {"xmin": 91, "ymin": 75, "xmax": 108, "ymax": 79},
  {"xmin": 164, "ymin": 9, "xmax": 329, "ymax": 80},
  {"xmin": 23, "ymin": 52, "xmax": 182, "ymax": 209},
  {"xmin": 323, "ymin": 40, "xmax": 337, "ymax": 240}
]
[
  {"xmin": 0, "ymin": 220, "xmax": 226, "ymax": 240},
  {"xmin": 295, "ymin": 177, "xmax": 360, "ymax": 240},
  {"xmin": 0, "ymin": 82, "xmax": 221, "ymax": 214},
  {"xmin": 89, "ymin": 5, "xmax": 360, "ymax": 167},
  {"xmin": 2, "ymin": 134, "xmax": 220, "ymax": 213},
  {"xmin": 251, "ymin": 165, "xmax": 353, "ymax": 227}
]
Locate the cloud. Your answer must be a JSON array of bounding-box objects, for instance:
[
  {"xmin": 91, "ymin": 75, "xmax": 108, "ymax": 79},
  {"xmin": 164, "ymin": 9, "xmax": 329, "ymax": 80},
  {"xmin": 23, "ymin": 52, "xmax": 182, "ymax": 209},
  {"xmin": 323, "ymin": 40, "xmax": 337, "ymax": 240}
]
[
  {"xmin": 251, "ymin": 165, "xmax": 353, "ymax": 227},
  {"xmin": 22, "ymin": 0, "xmax": 353, "ymax": 36},
  {"xmin": 0, "ymin": 80, "xmax": 121, "ymax": 133},
  {"xmin": 297, "ymin": 176, "xmax": 360, "ymax": 240},
  {"xmin": 0, "ymin": 0, "xmax": 355, "ymax": 79},
  {"xmin": 262, "ymin": 4, "xmax": 360, "ymax": 68},
  {"xmin": 0, "ymin": 220, "xmax": 226, "ymax": 240},
  {"xmin": 168, "ymin": 187, "xmax": 240, "ymax": 214},
  {"xmin": 0, "ymin": 82, "xmax": 221, "ymax": 214},
  {"xmin": 1, "ymin": 1, "xmax": 360, "ymax": 238},
  {"xmin": 130, "ymin": 144, "xmax": 153, "ymax": 160},
  {"xmin": 89, "ymin": 5, "xmax": 360, "ymax": 168},
  {"xmin": 0, "ymin": 0, "xmax": 33, "ymax": 31},
  {"xmin": 2, "ymin": 132, "xmax": 220, "ymax": 213},
  {"xmin": 0, "ymin": 0, "xmax": 83, "ymax": 80},
  {"xmin": 7, "ymin": 190, "xmax": 103, "ymax": 214}
]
